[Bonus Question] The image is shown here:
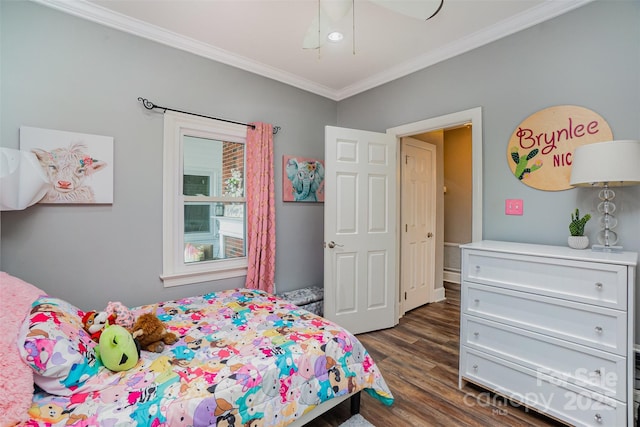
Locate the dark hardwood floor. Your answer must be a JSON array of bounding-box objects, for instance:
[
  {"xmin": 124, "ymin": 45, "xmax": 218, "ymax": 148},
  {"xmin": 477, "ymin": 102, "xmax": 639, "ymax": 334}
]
[{"xmin": 304, "ymin": 283, "xmax": 565, "ymax": 426}]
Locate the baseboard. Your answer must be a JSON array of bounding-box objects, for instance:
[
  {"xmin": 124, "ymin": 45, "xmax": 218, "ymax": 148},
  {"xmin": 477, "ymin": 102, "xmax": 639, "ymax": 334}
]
[
  {"xmin": 443, "ymin": 270, "xmax": 461, "ymax": 284},
  {"xmin": 433, "ymin": 286, "xmax": 446, "ymax": 302}
]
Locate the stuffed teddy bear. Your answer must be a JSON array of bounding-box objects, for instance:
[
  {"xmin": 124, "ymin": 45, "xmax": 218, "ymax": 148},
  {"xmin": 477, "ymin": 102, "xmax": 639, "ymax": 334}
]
[
  {"xmin": 131, "ymin": 313, "xmax": 178, "ymax": 353},
  {"xmin": 82, "ymin": 310, "xmax": 117, "ymax": 342}
]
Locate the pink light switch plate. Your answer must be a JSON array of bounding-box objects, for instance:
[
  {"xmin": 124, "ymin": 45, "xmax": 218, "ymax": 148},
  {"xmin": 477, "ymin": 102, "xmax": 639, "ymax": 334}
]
[{"xmin": 505, "ymin": 199, "xmax": 523, "ymax": 215}]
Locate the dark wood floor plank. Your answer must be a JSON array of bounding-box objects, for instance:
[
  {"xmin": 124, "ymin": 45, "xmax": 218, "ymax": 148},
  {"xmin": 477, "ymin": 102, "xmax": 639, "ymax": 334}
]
[{"xmin": 303, "ymin": 285, "xmax": 564, "ymax": 426}]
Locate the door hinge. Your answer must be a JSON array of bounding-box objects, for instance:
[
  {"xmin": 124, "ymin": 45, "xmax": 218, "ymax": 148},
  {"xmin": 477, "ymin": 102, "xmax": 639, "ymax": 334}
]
[
  {"xmin": 405, "ymin": 224, "xmax": 408, "ymax": 232},
  {"xmin": 404, "ymin": 292, "xmax": 407, "ymax": 300}
]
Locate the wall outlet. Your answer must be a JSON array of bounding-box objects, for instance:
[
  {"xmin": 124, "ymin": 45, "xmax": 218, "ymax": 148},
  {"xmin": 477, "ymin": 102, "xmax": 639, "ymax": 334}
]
[{"xmin": 505, "ymin": 199, "xmax": 523, "ymax": 215}]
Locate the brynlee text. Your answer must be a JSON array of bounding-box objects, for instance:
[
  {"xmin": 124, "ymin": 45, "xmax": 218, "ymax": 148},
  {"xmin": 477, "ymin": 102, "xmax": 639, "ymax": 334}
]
[{"xmin": 516, "ymin": 117, "xmax": 600, "ymax": 155}]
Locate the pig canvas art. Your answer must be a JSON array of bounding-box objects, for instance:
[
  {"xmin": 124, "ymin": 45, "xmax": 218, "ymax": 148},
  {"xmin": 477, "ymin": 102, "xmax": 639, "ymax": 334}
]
[{"xmin": 20, "ymin": 126, "xmax": 114, "ymax": 204}]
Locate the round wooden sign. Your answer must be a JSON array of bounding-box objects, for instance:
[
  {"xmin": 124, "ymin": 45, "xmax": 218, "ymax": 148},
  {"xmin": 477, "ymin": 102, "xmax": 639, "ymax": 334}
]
[{"xmin": 507, "ymin": 105, "xmax": 613, "ymax": 191}]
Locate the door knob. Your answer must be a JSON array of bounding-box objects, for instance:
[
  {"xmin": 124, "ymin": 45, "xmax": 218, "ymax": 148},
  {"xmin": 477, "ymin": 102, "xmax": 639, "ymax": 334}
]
[
  {"xmin": 427, "ymin": 232, "xmax": 433, "ymax": 238},
  {"xmin": 326, "ymin": 241, "xmax": 343, "ymax": 248}
]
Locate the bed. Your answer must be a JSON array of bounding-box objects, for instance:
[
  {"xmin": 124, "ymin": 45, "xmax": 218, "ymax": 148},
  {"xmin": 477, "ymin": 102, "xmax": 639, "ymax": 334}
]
[{"xmin": 3, "ymin": 273, "xmax": 393, "ymax": 427}]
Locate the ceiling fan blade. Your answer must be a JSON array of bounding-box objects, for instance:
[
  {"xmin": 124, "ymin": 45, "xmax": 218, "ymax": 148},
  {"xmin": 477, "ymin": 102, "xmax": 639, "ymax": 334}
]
[
  {"xmin": 303, "ymin": 15, "xmax": 323, "ymax": 49},
  {"xmin": 370, "ymin": 0, "xmax": 444, "ymax": 20}
]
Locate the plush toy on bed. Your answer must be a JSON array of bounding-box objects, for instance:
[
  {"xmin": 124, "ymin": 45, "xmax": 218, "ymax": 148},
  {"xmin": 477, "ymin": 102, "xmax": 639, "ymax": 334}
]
[
  {"xmin": 106, "ymin": 301, "xmax": 136, "ymax": 331},
  {"xmin": 99, "ymin": 324, "xmax": 140, "ymax": 371},
  {"xmin": 82, "ymin": 310, "xmax": 117, "ymax": 342},
  {"xmin": 132, "ymin": 312, "xmax": 178, "ymax": 352}
]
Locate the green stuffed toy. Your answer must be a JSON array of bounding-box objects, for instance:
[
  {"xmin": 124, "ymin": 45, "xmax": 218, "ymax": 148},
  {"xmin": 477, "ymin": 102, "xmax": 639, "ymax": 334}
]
[{"xmin": 98, "ymin": 324, "xmax": 140, "ymax": 371}]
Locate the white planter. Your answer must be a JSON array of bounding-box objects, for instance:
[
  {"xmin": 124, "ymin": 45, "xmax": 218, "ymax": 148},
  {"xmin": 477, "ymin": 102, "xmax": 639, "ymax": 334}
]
[{"xmin": 568, "ymin": 235, "xmax": 589, "ymax": 249}]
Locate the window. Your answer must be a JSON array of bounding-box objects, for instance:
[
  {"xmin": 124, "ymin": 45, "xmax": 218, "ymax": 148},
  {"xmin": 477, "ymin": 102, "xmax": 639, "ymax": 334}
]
[{"xmin": 162, "ymin": 111, "xmax": 247, "ymax": 287}]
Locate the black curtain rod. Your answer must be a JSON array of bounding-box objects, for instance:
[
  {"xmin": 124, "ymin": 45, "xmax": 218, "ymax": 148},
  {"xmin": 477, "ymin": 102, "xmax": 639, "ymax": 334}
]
[{"xmin": 137, "ymin": 97, "xmax": 281, "ymax": 135}]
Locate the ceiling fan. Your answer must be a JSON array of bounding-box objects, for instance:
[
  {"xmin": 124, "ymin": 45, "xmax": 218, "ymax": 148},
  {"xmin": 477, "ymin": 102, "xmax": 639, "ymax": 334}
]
[{"xmin": 303, "ymin": 0, "xmax": 445, "ymax": 50}]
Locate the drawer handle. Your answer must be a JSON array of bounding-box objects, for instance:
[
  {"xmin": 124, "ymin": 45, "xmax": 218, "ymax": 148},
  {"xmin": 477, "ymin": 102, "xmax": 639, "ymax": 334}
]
[
  {"xmin": 594, "ymin": 369, "xmax": 601, "ymax": 376},
  {"xmin": 475, "ymin": 265, "xmax": 480, "ymax": 271},
  {"xmin": 473, "ymin": 332, "xmax": 479, "ymax": 338},
  {"xmin": 594, "ymin": 413, "xmax": 602, "ymax": 423},
  {"xmin": 595, "ymin": 326, "xmax": 603, "ymax": 334},
  {"xmin": 595, "ymin": 282, "xmax": 603, "ymax": 290},
  {"xmin": 472, "ymin": 364, "xmax": 478, "ymax": 371},
  {"xmin": 474, "ymin": 299, "xmax": 480, "ymax": 304}
]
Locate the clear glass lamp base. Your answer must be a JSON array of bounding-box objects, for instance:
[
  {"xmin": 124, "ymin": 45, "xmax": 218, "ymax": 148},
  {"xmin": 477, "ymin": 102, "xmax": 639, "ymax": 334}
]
[{"xmin": 593, "ymin": 185, "xmax": 621, "ymax": 252}]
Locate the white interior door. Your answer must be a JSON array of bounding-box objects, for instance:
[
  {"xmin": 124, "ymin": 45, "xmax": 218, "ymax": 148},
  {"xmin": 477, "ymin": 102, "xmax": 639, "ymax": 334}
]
[
  {"xmin": 324, "ymin": 126, "xmax": 397, "ymax": 335},
  {"xmin": 401, "ymin": 138, "xmax": 436, "ymax": 312}
]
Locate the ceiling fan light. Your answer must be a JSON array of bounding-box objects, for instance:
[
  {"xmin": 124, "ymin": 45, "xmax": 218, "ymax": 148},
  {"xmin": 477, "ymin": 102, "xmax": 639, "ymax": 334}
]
[{"xmin": 327, "ymin": 31, "xmax": 344, "ymax": 42}]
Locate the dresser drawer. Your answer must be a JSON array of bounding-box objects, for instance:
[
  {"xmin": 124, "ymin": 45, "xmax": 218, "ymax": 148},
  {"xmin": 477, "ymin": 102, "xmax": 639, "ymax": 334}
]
[
  {"xmin": 462, "ymin": 315, "xmax": 626, "ymax": 398},
  {"xmin": 461, "ymin": 349, "xmax": 625, "ymax": 427},
  {"xmin": 463, "ymin": 249, "xmax": 627, "ymax": 309},
  {"xmin": 463, "ymin": 283, "xmax": 627, "ymax": 355}
]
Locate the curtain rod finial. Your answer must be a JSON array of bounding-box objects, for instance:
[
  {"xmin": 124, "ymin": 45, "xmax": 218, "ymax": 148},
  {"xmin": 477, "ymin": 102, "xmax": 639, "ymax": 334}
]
[{"xmin": 137, "ymin": 97, "xmax": 154, "ymax": 110}]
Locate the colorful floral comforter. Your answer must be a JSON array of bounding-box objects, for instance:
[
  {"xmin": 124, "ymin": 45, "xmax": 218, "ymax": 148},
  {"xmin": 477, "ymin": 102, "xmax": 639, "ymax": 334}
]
[{"xmin": 22, "ymin": 289, "xmax": 393, "ymax": 426}]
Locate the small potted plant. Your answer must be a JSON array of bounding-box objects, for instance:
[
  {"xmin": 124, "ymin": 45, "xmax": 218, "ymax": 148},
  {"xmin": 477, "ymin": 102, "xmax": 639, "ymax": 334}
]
[{"xmin": 568, "ymin": 208, "xmax": 591, "ymax": 249}]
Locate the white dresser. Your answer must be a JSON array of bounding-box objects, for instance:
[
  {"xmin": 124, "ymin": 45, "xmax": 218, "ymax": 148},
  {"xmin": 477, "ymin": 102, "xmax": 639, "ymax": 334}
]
[{"xmin": 458, "ymin": 240, "xmax": 637, "ymax": 426}]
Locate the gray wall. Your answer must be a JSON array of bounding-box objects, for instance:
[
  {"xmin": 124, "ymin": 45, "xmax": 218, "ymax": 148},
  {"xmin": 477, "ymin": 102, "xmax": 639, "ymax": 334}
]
[
  {"xmin": 0, "ymin": 1, "xmax": 335, "ymax": 309},
  {"xmin": 443, "ymin": 127, "xmax": 472, "ymax": 246},
  {"xmin": 2, "ymin": 1, "xmax": 640, "ymax": 338},
  {"xmin": 337, "ymin": 1, "xmax": 640, "ymax": 338}
]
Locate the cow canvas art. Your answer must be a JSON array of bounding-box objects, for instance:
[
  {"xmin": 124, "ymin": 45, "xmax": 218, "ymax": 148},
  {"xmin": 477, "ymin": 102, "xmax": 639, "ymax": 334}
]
[{"xmin": 20, "ymin": 126, "xmax": 114, "ymax": 204}]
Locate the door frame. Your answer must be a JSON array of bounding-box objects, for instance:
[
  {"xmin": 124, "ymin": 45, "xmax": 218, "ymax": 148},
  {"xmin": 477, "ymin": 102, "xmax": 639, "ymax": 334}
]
[{"xmin": 386, "ymin": 107, "xmax": 483, "ymax": 310}]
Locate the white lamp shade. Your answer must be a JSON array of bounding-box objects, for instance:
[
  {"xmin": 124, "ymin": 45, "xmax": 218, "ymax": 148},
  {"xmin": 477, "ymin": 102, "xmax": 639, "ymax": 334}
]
[
  {"xmin": 0, "ymin": 147, "xmax": 49, "ymax": 210},
  {"xmin": 570, "ymin": 140, "xmax": 640, "ymax": 187}
]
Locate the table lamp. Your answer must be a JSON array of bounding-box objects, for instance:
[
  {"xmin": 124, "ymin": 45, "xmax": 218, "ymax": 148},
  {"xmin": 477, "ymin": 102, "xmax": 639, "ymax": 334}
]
[{"xmin": 569, "ymin": 140, "xmax": 640, "ymax": 252}]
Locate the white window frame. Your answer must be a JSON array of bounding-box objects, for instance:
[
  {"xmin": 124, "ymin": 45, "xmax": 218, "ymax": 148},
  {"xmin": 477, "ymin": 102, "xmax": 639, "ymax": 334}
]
[{"xmin": 161, "ymin": 111, "xmax": 247, "ymax": 287}]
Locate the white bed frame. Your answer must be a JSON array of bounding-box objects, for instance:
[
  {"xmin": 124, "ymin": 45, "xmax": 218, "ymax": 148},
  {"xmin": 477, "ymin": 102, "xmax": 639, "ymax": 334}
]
[{"xmin": 288, "ymin": 391, "xmax": 361, "ymax": 426}]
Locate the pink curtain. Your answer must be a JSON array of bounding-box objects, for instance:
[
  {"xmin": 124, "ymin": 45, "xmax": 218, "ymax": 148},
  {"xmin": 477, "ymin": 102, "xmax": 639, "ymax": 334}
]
[{"xmin": 244, "ymin": 122, "xmax": 276, "ymax": 293}]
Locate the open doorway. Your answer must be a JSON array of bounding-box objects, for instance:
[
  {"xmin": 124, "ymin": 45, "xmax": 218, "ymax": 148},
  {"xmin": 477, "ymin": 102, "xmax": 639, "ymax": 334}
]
[
  {"xmin": 322, "ymin": 108, "xmax": 482, "ymax": 332},
  {"xmin": 412, "ymin": 124, "xmax": 473, "ymax": 287},
  {"xmin": 387, "ymin": 107, "xmax": 483, "ymax": 316}
]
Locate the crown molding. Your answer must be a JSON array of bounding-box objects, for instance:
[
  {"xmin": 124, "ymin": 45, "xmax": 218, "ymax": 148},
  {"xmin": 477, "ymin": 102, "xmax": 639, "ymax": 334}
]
[
  {"xmin": 32, "ymin": 0, "xmax": 594, "ymax": 102},
  {"xmin": 31, "ymin": 0, "xmax": 338, "ymax": 99},
  {"xmin": 335, "ymin": 0, "xmax": 595, "ymax": 100}
]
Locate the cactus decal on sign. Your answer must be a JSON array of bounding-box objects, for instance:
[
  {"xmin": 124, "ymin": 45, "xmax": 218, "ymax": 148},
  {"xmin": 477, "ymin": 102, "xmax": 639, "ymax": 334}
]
[{"xmin": 510, "ymin": 147, "xmax": 542, "ymax": 180}]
